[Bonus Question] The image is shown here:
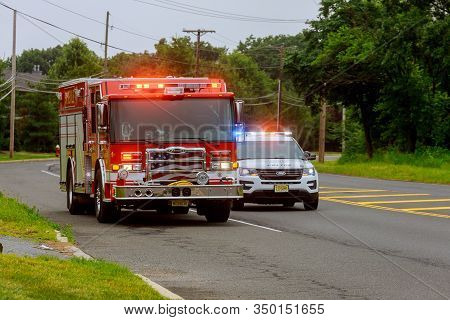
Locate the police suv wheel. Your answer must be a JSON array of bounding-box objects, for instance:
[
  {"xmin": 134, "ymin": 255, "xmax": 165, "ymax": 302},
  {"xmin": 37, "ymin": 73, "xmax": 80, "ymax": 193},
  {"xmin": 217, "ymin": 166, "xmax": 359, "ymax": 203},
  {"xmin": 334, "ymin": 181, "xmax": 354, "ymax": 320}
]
[
  {"xmin": 303, "ymin": 198, "xmax": 319, "ymax": 211},
  {"xmin": 231, "ymin": 199, "xmax": 245, "ymax": 211}
]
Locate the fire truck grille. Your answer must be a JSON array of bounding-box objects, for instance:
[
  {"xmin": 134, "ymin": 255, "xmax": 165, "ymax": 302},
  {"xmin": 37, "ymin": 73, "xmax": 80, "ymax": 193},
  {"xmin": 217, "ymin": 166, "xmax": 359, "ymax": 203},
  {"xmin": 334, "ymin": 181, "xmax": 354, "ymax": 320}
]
[
  {"xmin": 257, "ymin": 169, "xmax": 303, "ymax": 180},
  {"xmin": 146, "ymin": 147, "xmax": 206, "ymax": 184}
]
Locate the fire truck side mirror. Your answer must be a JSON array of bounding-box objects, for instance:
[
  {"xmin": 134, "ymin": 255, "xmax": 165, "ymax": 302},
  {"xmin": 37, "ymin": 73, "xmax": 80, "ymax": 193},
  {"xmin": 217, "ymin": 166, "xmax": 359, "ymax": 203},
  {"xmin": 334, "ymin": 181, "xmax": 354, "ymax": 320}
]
[
  {"xmin": 235, "ymin": 100, "xmax": 244, "ymax": 123},
  {"xmin": 96, "ymin": 103, "xmax": 108, "ymax": 132}
]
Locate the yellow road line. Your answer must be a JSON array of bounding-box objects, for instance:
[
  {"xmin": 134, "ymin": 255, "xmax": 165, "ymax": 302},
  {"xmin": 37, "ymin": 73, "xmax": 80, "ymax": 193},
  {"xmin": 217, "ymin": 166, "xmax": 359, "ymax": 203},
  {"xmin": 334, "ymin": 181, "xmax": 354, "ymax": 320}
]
[
  {"xmin": 322, "ymin": 193, "xmax": 430, "ymax": 199},
  {"xmin": 320, "ymin": 186, "xmax": 363, "ymax": 190},
  {"xmin": 405, "ymin": 207, "xmax": 450, "ymax": 211},
  {"xmin": 359, "ymin": 199, "xmax": 450, "ymax": 205},
  {"xmin": 320, "ymin": 189, "xmax": 386, "ymax": 194},
  {"xmin": 322, "ymin": 197, "xmax": 450, "ymax": 219}
]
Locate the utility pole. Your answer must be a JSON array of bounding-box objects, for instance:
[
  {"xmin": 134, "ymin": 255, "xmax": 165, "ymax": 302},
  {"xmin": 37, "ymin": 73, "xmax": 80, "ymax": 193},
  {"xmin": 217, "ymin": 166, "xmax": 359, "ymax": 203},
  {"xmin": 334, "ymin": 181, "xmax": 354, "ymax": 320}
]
[
  {"xmin": 318, "ymin": 95, "xmax": 327, "ymax": 163},
  {"xmin": 9, "ymin": 10, "xmax": 16, "ymax": 159},
  {"xmin": 342, "ymin": 107, "xmax": 346, "ymax": 153},
  {"xmin": 276, "ymin": 46, "xmax": 285, "ymax": 131},
  {"xmin": 183, "ymin": 29, "xmax": 215, "ymax": 77},
  {"xmin": 103, "ymin": 11, "xmax": 110, "ymax": 73}
]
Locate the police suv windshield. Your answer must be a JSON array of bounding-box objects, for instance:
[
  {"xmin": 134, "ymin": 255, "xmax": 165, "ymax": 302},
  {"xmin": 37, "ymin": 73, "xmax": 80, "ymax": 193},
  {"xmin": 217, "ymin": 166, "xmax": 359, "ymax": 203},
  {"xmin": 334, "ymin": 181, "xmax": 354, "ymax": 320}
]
[
  {"xmin": 110, "ymin": 98, "xmax": 233, "ymax": 142},
  {"xmin": 237, "ymin": 140, "xmax": 305, "ymax": 160}
]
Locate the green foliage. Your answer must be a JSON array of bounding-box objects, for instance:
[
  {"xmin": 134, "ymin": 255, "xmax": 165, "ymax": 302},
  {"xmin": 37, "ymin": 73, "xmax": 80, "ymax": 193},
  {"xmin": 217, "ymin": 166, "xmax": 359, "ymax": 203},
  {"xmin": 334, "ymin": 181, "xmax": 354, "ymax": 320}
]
[
  {"xmin": 286, "ymin": 0, "xmax": 449, "ymax": 157},
  {"xmin": 16, "ymin": 46, "xmax": 62, "ymax": 75},
  {"xmin": 0, "ymin": 192, "xmax": 72, "ymax": 242},
  {"xmin": 48, "ymin": 38, "xmax": 102, "ymax": 79},
  {"xmin": 0, "ymin": 255, "xmax": 165, "ymax": 299}
]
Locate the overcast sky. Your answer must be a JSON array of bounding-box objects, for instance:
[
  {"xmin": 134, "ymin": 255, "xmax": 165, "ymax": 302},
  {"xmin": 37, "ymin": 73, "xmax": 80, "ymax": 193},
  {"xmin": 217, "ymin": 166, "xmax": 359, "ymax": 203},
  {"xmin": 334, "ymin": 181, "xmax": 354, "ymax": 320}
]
[{"xmin": 0, "ymin": 0, "xmax": 319, "ymax": 59}]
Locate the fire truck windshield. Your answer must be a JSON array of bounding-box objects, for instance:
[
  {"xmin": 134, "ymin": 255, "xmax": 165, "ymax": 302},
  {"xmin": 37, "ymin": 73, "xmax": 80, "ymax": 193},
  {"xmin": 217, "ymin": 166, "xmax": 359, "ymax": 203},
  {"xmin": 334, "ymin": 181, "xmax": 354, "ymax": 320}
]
[{"xmin": 110, "ymin": 98, "xmax": 234, "ymax": 142}]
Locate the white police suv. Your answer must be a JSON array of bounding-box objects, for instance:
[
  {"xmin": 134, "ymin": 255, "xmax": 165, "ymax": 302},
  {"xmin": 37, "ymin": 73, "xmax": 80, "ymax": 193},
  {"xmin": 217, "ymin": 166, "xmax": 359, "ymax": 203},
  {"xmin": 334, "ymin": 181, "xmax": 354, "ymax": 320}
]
[{"xmin": 233, "ymin": 132, "xmax": 319, "ymax": 210}]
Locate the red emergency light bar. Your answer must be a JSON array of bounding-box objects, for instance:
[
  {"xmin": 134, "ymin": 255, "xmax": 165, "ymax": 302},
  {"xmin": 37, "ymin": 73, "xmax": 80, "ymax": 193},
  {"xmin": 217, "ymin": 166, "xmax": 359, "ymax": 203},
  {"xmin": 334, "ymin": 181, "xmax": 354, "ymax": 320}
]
[{"xmin": 120, "ymin": 82, "xmax": 221, "ymax": 92}]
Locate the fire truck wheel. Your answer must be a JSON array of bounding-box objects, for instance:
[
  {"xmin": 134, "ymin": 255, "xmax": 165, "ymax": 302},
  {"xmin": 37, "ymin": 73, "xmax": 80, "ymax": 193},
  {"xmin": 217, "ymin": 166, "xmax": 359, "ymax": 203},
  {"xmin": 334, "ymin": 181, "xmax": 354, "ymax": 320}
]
[
  {"xmin": 231, "ymin": 199, "xmax": 245, "ymax": 211},
  {"xmin": 67, "ymin": 170, "xmax": 83, "ymax": 215},
  {"xmin": 94, "ymin": 170, "xmax": 120, "ymax": 223},
  {"xmin": 203, "ymin": 200, "xmax": 231, "ymax": 223}
]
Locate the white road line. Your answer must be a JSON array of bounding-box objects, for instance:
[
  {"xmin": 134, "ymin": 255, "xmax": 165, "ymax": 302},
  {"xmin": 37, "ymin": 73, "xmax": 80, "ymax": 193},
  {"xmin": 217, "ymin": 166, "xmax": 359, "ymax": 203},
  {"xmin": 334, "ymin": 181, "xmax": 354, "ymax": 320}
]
[
  {"xmin": 41, "ymin": 170, "xmax": 60, "ymax": 178},
  {"xmin": 189, "ymin": 209, "xmax": 282, "ymax": 233},
  {"xmin": 229, "ymin": 219, "xmax": 283, "ymax": 233}
]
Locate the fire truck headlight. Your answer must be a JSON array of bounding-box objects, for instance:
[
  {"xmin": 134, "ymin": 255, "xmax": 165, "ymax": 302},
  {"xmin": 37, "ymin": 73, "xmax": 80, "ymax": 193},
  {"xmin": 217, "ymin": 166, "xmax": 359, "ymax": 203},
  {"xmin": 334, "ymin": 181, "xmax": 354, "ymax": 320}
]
[
  {"xmin": 118, "ymin": 168, "xmax": 129, "ymax": 180},
  {"xmin": 211, "ymin": 161, "xmax": 232, "ymax": 171},
  {"xmin": 196, "ymin": 172, "xmax": 209, "ymax": 185}
]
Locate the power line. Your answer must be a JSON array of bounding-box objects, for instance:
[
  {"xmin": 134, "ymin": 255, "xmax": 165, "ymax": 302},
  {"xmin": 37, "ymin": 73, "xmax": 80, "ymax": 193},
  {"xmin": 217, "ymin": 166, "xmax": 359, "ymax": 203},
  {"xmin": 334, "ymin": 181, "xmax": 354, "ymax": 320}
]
[
  {"xmin": 0, "ymin": 76, "xmax": 15, "ymax": 88},
  {"xmin": 0, "ymin": 2, "xmax": 282, "ymax": 73},
  {"xmin": 237, "ymin": 93, "xmax": 276, "ymax": 100},
  {"xmin": 244, "ymin": 100, "xmax": 276, "ymax": 106},
  {"xmin": 0, "ymin": 86, "xmax": 14, "ymax": 102},
  {"xmin": 132, "ymin": 0, "xmax": 308, "ymax": 23},
  {"xmin": 40, "ymin": 0, "xmax": 160, "ymax": 42},
  {"xmin": 16, "ymin": 86, "xmax": 58, "ymax": 94},
  {"xmin": 19, "ymin": 13, "xmax": 64, "ymax": 44}
]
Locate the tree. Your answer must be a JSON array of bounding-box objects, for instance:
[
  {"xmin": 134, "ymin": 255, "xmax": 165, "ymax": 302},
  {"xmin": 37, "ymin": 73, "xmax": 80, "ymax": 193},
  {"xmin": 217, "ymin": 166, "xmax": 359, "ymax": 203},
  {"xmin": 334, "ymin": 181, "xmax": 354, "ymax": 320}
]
[
  {"xmin": 16, "ymin": 46, "xmax": 63, "ymax": 75},
  {"xmin": 48, "ymin": 38, "xmax": 102, "ymax": 80}
]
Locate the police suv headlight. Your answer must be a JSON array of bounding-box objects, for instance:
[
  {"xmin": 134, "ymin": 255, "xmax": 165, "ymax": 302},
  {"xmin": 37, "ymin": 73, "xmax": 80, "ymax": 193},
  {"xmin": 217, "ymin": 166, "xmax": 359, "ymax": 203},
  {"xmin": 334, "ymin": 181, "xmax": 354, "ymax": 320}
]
[
  {"xmin": 303, "ymin": 167, "xmax": 316, "ymax": 176},
  {"xmin": 118, "ymin": 168, "xmax": 129, "ymax": 180},
  {"xmin": 196, "ymin": 171, "xmax": 209, "ymax": 185},
  {"xmin": 239, "ymin": 168, "xmax": 258, "ymax": 176}
]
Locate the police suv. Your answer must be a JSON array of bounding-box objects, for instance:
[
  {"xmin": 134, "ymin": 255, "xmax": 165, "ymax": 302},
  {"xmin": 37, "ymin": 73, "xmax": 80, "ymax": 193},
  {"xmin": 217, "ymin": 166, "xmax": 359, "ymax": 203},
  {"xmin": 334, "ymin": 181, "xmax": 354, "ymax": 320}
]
[{"xmin": 233, "ymin": 132, "xmax": 319, "ymax": 210}]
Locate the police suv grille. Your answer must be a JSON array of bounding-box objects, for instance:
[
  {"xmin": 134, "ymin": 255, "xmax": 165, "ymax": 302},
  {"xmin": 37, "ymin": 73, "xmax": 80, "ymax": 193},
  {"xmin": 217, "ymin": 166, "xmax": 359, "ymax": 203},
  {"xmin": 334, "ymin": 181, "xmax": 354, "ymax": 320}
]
[
  {"xmin": 146, "ymin": 147, "xmax": 206, "ymax": 184},
  {"xmin": 257, "ymin": 169, "xmax": 303, "ymax": 180}
]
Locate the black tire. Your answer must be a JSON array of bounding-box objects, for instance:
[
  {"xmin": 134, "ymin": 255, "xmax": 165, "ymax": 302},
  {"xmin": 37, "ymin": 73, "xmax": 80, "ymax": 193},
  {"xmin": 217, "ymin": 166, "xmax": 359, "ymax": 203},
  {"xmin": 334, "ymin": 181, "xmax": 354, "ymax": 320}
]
[
  {"xmin": 203, "ymin": 200, "xmax": 231, "ymax": 223},
  {"xmin": 172, "ymin": 206, "xmax": 190, "ymax": 214},
  {"xmin": 156, "ymin": 203, "xmax": 171, "ymax": 214},
  {"xmin": 94, "ymin": 170, "xmax": 120, "ymax": 223},
  {"xmin": 303, "ymin": 198, "xmax": 319, "ymax": 211},
  {"xmin": 67, "ymin": 167, "xmax": 82, "ymax": 215},
  {"xmin": 231, "ymin": 199, "xmax": 245, "ymax": 211},
  {"xmin": 283, "ymin": 201, "xmax": 296, "ymax": 208}
]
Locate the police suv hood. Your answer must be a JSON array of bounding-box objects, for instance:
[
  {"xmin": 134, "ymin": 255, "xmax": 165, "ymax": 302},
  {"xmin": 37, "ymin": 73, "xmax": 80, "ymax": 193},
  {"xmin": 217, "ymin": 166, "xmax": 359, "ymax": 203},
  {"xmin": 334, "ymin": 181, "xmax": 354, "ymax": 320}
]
[{"xmin": 238, "ymin": 159, "xmax": 314, "ymax": 170}]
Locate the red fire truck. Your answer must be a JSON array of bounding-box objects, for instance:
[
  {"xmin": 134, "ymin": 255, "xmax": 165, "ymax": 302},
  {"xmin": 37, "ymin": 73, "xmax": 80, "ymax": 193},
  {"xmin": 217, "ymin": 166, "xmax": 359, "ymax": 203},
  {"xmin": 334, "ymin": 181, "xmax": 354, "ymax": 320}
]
[{"xmin": 58, "ymin": 77, "xmax": 243, "ymax": 223}]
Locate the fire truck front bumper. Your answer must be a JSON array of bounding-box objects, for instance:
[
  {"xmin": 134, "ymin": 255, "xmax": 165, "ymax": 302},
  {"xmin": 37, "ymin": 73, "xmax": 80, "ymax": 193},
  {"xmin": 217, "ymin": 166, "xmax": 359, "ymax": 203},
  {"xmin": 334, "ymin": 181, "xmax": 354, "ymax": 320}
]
[{"xmin": 113, "ymin": 184, "xmax": 243, "ymax": 201}]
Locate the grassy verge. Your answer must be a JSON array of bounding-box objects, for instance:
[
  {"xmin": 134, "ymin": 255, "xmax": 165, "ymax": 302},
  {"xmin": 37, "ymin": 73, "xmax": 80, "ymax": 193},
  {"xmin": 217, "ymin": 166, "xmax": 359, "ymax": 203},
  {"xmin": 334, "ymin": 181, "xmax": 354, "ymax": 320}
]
[
  {"xmin": 0, "ymin": 192, "xmax": 73, "ymax": 242},
  {"xmin": 0, "ymin": 255, "xmax": 165, "ymax": 299},
  {"xmin": 0, "ymin": 192, "xmax": 166, "ymax": 299},
  {"xmin": 0, "ymin": 151, "xmax": 55, "ymax": 162},
  {"xmin": 314, "ymin": 149, "xmax": 450, "ymax": 184}
]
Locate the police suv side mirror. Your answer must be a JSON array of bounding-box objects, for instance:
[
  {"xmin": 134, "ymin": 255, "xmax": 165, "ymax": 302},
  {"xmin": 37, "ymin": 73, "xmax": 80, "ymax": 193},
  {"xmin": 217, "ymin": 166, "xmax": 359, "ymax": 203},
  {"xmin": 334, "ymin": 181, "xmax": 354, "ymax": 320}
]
[
  {"xmin": 304, "ymin": 151, "xmax": 317, "ymax": 161},
  {"xmin": 96, "ymin": 103, "xmax": 108, "ymax": 132},
  {"xmin": 235, "ymin": 100, "xmax": 244, "ymax": 123}
]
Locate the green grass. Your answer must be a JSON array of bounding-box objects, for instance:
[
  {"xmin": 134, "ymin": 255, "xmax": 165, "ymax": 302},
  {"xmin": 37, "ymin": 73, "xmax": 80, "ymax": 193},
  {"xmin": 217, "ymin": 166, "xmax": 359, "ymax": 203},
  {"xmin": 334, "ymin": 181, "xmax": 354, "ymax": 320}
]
[
  {"xmin": 0, "ymin": 255, "xmax": 166, "ymax": 299},
  {"xmin": 0, "ymin": 192, "xmax": 73, "ymax": 242},
  {"xmin": 315, "ymin": 148, "xmax": 450, "ymax": 184},
  {"xmin": 0, "ymin": 151, "xmax": 55, "ymax": 162}
]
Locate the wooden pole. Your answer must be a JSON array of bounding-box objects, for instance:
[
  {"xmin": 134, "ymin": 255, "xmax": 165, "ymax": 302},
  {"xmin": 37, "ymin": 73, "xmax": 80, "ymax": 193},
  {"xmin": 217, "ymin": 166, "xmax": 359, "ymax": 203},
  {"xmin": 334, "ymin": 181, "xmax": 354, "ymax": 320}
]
[
  {"xmin": 9, "ymin": 10, "xmax": 16, "ymax": 159},
  {"xmin": 103, "ymin": 11, "xmax": 110, "ymax": 73},
  {"xmin": 318, "ymin": 96, "xmax": 327, "ymax": 163}
]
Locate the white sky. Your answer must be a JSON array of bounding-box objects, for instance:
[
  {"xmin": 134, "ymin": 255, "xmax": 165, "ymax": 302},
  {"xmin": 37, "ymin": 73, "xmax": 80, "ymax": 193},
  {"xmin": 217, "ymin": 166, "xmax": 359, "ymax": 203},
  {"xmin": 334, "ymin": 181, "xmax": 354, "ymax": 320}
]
[{"xmin": 0, "ymin": 0, "xmax": 319, "ymax": 58}]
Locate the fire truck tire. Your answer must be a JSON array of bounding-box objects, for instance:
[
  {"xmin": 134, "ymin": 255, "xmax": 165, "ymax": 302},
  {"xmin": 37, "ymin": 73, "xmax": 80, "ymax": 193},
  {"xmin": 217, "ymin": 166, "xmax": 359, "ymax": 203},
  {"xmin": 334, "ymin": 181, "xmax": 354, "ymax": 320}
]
[
  {"xmin": 94, "ymin": 170, "xmax": 120, "ymax": 223},
  {"xmin": 231, "ymin": 199, "xmax": 245, "ymax": 211},
  {"xmin": 67, "ymin": 169, "xmax": 83, "ymax": 215},
  {"xmin": 203, "ymin": 200, "xmax": 231, "ymax": 223}
]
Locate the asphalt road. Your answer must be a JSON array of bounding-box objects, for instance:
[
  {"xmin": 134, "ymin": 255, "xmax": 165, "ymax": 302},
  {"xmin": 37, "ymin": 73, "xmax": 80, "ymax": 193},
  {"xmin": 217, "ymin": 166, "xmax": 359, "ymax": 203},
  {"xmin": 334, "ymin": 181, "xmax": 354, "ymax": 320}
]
[{"xmin": 0, "ymin": 160, "xmax": 449, "ymax": 299}]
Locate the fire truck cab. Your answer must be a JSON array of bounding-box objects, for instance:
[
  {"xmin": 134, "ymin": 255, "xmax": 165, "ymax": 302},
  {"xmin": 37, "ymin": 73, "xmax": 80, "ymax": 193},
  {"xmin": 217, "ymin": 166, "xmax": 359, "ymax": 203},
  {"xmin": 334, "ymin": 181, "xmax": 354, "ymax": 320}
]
[{"xmin": 58, "ymin": 77, "xmax": 243, "ymax": 223}]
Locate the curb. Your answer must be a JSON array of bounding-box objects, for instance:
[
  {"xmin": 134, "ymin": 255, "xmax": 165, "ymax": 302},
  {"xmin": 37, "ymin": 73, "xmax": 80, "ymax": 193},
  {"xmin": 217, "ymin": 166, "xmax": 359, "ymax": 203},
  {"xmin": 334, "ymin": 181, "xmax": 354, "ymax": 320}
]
[
  {"xmin": 137, "ymin": 274, "xmax": 184, "ymax": 300},
  {"xmin": 54, "ymin": 230, "xmax": 182, "ymax": 300},
  {"xmin": 0, "ymin": 158, "xmax": 58, "ymax": 164}
]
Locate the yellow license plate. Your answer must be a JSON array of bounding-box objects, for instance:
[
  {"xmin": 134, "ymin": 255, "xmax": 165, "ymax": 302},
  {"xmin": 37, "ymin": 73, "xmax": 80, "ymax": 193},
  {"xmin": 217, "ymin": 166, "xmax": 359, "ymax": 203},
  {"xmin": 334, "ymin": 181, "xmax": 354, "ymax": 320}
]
[
  {"xmin": 171, "ymin": 200, "xmax": 189, "ymax": 207},
  {"xmin": 274, "ymin": 184, "xmax": 289, "ymax": 193}
]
